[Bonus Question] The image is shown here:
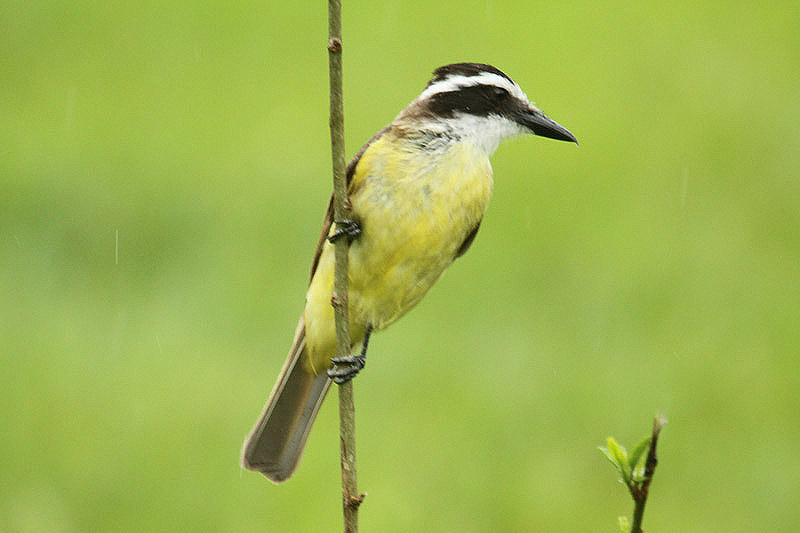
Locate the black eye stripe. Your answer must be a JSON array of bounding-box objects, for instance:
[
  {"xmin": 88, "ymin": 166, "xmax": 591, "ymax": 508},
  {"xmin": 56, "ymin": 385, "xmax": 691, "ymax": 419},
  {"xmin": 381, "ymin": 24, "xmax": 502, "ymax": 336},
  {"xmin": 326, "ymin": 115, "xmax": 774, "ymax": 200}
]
[
  {"xmin": 492, "ymin": 86, "xmax": 510, "ymax": 98},
  {"xmin": 428, "ymin": 84, "xmax": 514, "ymax": 118}
]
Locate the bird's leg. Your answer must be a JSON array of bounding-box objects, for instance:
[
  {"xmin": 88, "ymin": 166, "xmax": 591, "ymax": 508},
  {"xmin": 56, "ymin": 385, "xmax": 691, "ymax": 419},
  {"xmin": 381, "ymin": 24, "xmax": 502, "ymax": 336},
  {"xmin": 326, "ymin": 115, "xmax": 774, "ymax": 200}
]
[
  {"xmin": 328, "ymin": 219, "xmax": 362, "ymax": 243},
  {"xmin": 328, "ymin": 324, "xmax": 373, "ymax": 384}
]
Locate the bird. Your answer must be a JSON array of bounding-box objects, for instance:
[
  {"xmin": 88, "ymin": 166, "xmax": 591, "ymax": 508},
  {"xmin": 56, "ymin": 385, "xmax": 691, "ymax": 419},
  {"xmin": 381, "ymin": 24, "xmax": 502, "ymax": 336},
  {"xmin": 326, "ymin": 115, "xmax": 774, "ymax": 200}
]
[{"xmin": 241, "ymin": 62, "xmax": 577, "ymax": 482}]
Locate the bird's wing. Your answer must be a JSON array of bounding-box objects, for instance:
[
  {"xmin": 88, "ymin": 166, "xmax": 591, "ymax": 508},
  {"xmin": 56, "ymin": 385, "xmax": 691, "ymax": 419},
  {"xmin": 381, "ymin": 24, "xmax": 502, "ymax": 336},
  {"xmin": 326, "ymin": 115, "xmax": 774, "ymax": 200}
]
[
  {"xmin": 307, "ymin": 125, "xmax": 392, "ymax": 283},
  {"xmin": 454, "ymin": 219, "xmax": 482, "ymax": 259}
]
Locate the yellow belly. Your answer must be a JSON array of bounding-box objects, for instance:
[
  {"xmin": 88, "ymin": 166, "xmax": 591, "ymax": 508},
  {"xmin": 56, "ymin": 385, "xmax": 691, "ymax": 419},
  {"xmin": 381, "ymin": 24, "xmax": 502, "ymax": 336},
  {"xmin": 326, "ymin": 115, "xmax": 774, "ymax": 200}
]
[{"xmin": 303, "ymin": 135, "xmax": 493, "ymax": 374}]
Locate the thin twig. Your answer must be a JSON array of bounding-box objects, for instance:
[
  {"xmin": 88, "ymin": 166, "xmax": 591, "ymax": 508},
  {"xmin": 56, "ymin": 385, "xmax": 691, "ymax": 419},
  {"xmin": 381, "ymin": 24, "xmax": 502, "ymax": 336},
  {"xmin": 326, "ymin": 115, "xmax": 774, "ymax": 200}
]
[
  {"xmin": 327, "ymin": 1, "xmax": 361, "ymax": 531},
  {"xmin": 630, "ymin": 414, "xmax": 667, "ymax": 533}
]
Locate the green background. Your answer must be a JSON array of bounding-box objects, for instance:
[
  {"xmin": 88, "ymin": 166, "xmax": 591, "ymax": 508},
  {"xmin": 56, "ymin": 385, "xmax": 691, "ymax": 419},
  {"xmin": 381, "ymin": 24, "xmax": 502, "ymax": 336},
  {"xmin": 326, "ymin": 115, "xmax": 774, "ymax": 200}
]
[{"xmin": 2, "ymin": 1, "xmax": 799, "ymax": 531}]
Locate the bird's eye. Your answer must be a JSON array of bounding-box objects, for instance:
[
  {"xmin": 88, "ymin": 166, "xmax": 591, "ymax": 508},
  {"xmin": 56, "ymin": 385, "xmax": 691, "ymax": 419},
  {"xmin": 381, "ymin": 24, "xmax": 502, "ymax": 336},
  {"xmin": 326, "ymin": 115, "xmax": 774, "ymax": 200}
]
[{"xmin": 491, "ymin": 87, "xmax": 510, "ymax": 99}]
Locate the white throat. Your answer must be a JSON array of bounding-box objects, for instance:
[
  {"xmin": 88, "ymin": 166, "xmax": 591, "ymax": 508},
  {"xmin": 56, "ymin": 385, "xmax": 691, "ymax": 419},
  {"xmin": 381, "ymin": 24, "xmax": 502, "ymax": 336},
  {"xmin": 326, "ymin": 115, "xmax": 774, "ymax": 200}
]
[{"xmin": 426, "ymin": 113, "xmax": 527, "ymax": 155}]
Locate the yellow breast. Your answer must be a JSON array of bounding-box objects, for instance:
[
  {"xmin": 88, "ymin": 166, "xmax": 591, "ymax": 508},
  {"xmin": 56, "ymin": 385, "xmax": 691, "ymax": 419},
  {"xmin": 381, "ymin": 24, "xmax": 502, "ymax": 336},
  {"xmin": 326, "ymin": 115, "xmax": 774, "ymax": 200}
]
[{"xmin": 303, "ymin": 132, "xmax": 493, "ymax": 374}]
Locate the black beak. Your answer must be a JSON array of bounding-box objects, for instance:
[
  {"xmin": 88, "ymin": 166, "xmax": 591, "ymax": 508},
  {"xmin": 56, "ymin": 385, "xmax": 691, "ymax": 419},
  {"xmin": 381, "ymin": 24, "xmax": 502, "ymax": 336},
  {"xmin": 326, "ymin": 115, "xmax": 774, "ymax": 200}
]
[{"xmin": 517, "ymin": 108, "xmax": 577, "ymax": 144}]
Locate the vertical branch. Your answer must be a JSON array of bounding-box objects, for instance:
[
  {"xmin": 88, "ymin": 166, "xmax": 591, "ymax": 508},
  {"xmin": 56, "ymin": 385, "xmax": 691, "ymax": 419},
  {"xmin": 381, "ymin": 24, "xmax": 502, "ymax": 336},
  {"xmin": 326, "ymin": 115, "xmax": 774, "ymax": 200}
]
[{"xmin": 327, "ymin": 1, "xmax": 361, "ymax": 531}]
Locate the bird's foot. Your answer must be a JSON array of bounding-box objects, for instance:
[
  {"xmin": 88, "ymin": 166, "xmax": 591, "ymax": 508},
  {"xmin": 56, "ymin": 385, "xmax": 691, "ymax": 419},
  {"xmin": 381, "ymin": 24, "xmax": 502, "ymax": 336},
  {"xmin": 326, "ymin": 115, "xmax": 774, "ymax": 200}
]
[
  {"xmin": 327, "ymin": 354, "xmax": 366, "ymax": 384},
  {"xmin": 328, "ymin": 219, "xmax": 362, "ymax": 243}
]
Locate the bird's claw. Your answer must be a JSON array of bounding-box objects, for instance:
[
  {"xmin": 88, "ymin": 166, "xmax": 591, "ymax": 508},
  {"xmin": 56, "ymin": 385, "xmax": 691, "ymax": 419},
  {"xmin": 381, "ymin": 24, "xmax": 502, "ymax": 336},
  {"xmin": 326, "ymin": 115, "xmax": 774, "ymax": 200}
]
[
  {"xmin": 328, "ymin": 219, "xmax": 362, "ymax": 243},
  {"xmin": 327, "ymin": 354, "xmax": 366, "ymax": 384}
]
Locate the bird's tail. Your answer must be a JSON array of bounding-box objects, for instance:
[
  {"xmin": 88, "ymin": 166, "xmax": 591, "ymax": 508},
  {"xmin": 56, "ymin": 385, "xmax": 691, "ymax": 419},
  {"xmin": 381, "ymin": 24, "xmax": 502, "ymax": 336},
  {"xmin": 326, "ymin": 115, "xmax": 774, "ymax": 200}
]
[{"xmin": 241, "ymin": 317, "xmax": 331, "ymax": 483}]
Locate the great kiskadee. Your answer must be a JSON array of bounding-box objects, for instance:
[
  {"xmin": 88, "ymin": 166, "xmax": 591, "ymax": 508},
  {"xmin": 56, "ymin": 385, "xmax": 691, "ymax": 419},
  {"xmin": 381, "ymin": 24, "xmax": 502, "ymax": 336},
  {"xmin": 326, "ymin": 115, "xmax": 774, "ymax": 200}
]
[{"xmin": 241, "ymin": 63, "xmax": 577, "ymax": 482}]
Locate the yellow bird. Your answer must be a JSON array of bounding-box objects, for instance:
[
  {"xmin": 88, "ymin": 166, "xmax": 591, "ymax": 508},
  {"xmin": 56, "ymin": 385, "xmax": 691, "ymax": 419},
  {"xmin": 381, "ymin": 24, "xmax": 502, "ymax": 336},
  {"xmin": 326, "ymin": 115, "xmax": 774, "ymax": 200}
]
[{"xmin": 241, "ymin": 63, "xmax": 576, "ymax": 482}]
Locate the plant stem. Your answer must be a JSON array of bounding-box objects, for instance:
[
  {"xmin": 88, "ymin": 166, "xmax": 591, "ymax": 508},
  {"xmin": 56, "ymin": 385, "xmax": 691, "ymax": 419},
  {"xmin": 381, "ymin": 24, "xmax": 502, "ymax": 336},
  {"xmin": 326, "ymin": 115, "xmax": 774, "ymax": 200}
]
[
  {"xmin": 327, "ymin": 1, "xmax": 361, "ymax": 531},
  {"xmin": 630, "ymin": 414, "xmax": 666, "ymax": 533},
  {"xmin": 630, "ymin": 494, "xmax": 647, "ymax": 533}
]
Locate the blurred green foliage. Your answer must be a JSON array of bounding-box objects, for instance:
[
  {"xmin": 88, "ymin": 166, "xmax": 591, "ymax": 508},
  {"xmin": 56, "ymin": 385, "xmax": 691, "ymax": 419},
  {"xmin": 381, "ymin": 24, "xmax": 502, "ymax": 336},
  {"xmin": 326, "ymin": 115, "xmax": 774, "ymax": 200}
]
[{"xmin": 2, "ymin": 1, "xmax": 799, "ymax": 531}]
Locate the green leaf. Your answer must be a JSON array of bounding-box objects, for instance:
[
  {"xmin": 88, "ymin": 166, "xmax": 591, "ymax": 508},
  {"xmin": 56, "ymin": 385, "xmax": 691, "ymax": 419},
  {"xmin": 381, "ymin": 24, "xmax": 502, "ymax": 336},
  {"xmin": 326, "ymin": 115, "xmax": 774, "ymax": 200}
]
[
  {"xmin": 631, "ymin": 465, "xmax": 646, "ymax": 484},
  {"xmin": 628, "ymin": 435, "xmax": 651, "ymax": 471},
  {"xmin": 606, "ymin": 437, "xmax": 631, "ymax": 480},
  {"xmin": 598, "ymin": 445, "xmax": 620, "ymax": 470},
  {"xmin": 606, "ymin": 437, "xmax": 628, "ymax": 465},
  {"xmin": 617, "ymin": 515, "xmax": 630, "ymax": 532}
]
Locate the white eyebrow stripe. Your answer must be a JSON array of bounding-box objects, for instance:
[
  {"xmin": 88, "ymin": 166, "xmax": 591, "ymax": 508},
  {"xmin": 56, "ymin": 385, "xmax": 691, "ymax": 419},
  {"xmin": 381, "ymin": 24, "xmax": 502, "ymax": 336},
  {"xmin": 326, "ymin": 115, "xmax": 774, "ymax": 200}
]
[{"xmin": 416, "ymin": 72, "xmax": 529, "ymax": 103}]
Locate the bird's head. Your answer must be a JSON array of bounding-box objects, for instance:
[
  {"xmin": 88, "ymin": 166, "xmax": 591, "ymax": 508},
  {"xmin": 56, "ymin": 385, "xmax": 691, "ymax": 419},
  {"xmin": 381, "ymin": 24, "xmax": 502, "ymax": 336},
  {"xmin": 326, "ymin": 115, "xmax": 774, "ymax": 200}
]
[{"xmin": 398, "ymin": 63, "xmax": 577, "ymax": 154}]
